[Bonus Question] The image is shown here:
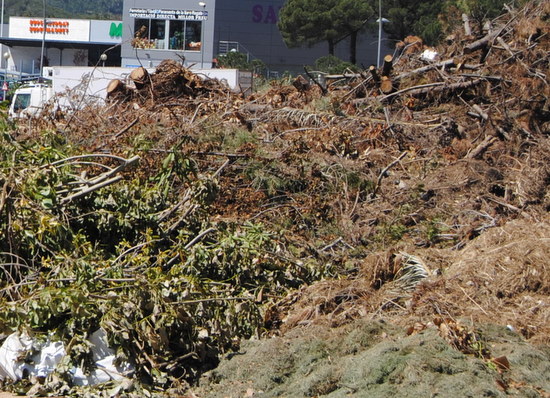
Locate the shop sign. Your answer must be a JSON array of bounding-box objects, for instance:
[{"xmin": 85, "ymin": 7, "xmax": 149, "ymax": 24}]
[
  {"xmin": 9, "ymin": 17, "xmax": 90, "ymax": 42},
  {"xmin": 129, "ymin": 8, "xmax": 208, "ymax": 21},
  {"xmin": 29, "ymin": 19, "xmax": 70, "ymax": 34}
]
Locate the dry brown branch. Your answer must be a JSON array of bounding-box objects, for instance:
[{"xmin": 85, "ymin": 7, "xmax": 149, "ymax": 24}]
[
  {"xmin": 465, "ymin": 136, "xmax": 497, "ymax": 159},
  {"xmin": 380, "ymin": 79, "xmax": 484, "ymax": 102},
  {"xmin": 371, "ymin": 151, "xmax": 408, "ymax": 198}
]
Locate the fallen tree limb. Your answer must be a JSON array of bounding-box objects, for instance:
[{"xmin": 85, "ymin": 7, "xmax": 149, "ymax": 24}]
[
  {"xmin": 59, "ymin": 155, "xmax": 140, "ymax": 204},
  {"xmin": 379, "ymin": 79, "xmax": 484, "ymax": 102},
  {"xmin": 262, "ymin": 107, "xmax": 441, "ymax": 129},
  {"xmin": 61, "ymin": 175, "xmax": 123, "ymax": 204},
  {"xmin": 371, "ymin": 151, "xmax": 408, "ymax": 198},
  {"xmin": 465, "ymin": 136, "xmax": 497, "ymax": 159}
]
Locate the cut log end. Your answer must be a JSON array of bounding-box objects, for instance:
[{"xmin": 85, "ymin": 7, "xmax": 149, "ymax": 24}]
[
  {"xmin": 106, "ymin": 79, "xmax": 124, "ymax": 97},
  {"xmin": 380, "ymin": 76, "xmax": 394, "ymax": 94},
  {"xmin": 369, "ymin": 65, "xmax": 380, "ymax": 83},
  {"xmin": 129, "ymin": 67, "xmax": 150, "ymax": 89}
]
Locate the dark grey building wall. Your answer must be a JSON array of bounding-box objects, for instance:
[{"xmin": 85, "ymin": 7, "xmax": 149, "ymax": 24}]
[{"xmin": 121, "ymin": 0, "xmax": 392, "ymax": 74}]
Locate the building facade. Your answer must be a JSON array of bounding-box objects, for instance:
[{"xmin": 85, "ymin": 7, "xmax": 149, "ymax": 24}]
[
  {"xmin": 121, "ymin": 0, "xmax": 391, "ymax": 74},
  {"xmin": 0, "ymin": 17, "xmax": 122, "ymax": 78},
  {"xmin": 0, "ymin": 1, "xmax": 392, "ymax": 79}
]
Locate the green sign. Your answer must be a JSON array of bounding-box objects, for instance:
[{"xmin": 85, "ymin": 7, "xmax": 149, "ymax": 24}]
[{"xmin": 110, "ymin": 22, "xmax": 122, "ymax": 37}]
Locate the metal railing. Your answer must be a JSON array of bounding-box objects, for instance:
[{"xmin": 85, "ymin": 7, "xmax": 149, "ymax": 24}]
[
  {"xmin": 218, "ymin": 40, "xmax": 255, "ymax": 61},
  {"xmin": 217, "ymin": 41, "xmax": 283, "ymax": 80}
]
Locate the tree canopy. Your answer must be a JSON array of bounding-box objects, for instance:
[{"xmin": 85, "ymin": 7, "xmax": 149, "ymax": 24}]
[
  {"xmin": 278, "ymin": 0, "xmax": 374, "ymax": 63},
  {"xmin": 279, "ymin": 0, "xmax": 525, "ymax": 58}
]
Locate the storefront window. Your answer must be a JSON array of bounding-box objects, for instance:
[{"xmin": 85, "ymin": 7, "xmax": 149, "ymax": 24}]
[
  {"xmin": 150, "ymin": 20, "xmax": 166, "ymax": 49},
  {"xmin": 185, "ymin": 21, "xmax": 202, "ymax": 51},
  {"xmin": 169, "ymin": 21, "xmax": 185, "ymax": 50},
  {"xmin": 133, "ymin": 19, "xmax": 153, "ymax": 49},
  {"xmin": 133, "ymin": 18, "xmax": 202, "ymax": 52}
]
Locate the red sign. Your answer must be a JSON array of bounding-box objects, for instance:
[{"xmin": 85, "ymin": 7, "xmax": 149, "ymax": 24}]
[{"xmin": 2, "ymin": 82, "xmax": 8, "ymax": 91}]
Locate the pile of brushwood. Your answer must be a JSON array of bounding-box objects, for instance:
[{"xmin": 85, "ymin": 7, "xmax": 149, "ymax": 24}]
[{"xmin": 0, "ymin": 1, "xmax": 548, "ymax": 396}]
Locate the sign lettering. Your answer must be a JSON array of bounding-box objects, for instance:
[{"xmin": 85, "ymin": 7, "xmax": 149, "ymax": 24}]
[
  {"xmin": 252, "ymin": 5, "xmax": 281, "ymax": 24},
  {"xmin": 28, "ymin": 19, "xmax": 70, "ymax": 34},
  {"xmin": 129, "ymin": 8, "xmax": 208, "ymax": 21},
  {"xmin": 109, "ymin": 22, "xmax": 123, "ymax": 37}
]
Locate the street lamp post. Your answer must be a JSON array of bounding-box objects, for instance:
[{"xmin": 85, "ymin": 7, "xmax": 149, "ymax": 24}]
[
  {"xmin": 1, "ymin": 0, "xmax": 5, "ymax": 70},
  {"xmin": 376, "ymin": 0, "xmax": 390, "ymax": 68},
  {"xmin": 39, "ymin": 0, "xmax": 46, "ymax": 77},
  {"xmin": 199, "ymin": 2, "xmax": 206, "ymax": 69},
  {"xmin": 377, "ymin": 0, "xmax": 382, "ymax": 67}
]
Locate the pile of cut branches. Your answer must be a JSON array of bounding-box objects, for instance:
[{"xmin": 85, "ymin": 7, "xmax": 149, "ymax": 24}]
[{"xmin": 1, "ymin": 0, "xmax": 548, "ymax": 396}]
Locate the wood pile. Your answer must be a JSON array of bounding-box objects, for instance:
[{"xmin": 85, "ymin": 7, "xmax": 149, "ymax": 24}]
[
  {"xmin": 46, "ymin": 0, "xmax": 547, "ymax": 215},
  {"xmin": 106, "ymin": 59, "xmax": 232, "ymax": 105}
]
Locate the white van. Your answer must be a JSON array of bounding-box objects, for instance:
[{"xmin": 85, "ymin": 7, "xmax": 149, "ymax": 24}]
[{"xmin": 8, "ymin": 83, "xmax": 54, "ymax": 119}]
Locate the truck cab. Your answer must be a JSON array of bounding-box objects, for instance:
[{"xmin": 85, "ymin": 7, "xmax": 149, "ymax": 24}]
[{"xmin": 8, "ymin": 83, "xmax": 54, "ymax": 119}]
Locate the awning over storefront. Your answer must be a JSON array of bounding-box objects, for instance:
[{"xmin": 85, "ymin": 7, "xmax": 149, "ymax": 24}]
[{"xmin": 0, "ymin": 37, "xmax": 118, "ymax": 50}]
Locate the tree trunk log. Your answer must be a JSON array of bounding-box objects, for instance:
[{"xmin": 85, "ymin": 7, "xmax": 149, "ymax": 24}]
[
  {"xmin": 377, "ymin": 79, "xmax": 483, "ymax": 103},
  {"xmin": 462, "ymin": 14, "xmax": 472, "ymax": 36},
  {"xmin": 106, "ymin": 79, "xmax": 125, "ymax": 97},
  {"xmin": 382, "ymin": 55, "xmax": 393, "ymax": 77},
  {"xmin": 369, "ymin": 65, "xmax": 380, "ymax": 83}
]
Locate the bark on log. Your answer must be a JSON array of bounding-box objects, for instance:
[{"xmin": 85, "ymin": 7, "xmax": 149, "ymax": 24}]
[
  {"xmin": 382, "ymin": 55, "xmax": 393, "ymax": 77},
  {"xmin": 369, "ymin": 65, "xmax": 380, "ymax": 83},
  {"xmin": 466, "ymin": 136, "xmax": 497, "ymax": 159},
  {"xmin": 463, "ymin": 30, "xmax": 500, "ymax": 54},
  {"xmin": 292, "ymin": 75, "xmax": 311, "ymax": 92}
]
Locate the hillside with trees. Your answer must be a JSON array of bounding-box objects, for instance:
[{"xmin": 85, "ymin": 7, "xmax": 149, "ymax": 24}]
[{"xmin": 2, "ymin": 0, "xmax": 122, "ymax": 19}]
